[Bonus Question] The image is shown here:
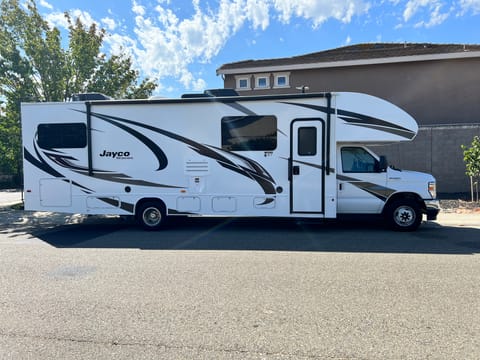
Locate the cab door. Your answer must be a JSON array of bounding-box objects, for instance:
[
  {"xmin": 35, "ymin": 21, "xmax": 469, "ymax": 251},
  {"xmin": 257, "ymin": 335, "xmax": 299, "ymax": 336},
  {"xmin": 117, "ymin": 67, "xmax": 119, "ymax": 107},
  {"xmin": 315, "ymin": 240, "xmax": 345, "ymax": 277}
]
[
  {"xmin": 337, "ymin": 146, "xmax": 389, "ymax": 214},
  {"xmin": 290, "ymin": 119, "xmax": 325, "ymax": 213}
]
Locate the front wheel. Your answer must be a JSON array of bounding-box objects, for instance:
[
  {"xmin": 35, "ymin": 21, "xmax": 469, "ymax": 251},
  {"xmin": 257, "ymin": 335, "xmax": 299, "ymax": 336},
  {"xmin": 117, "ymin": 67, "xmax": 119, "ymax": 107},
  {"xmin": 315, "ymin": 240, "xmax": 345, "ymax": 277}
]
[
  {"xmin": 136, "ymin": 201, "xmax": 167, "ymax": 230},
  {"xmin": 385, "ymin": 200, "xmax": 422, "ymax": 231}
]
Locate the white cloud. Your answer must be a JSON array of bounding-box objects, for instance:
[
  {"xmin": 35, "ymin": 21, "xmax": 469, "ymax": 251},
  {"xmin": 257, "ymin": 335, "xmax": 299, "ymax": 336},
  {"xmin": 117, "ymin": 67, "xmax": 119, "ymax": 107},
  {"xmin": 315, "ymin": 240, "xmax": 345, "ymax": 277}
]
[
  {"xmin": 403, "ymin": 0, "xmax": 450, "ymax": 27},
  {"xmin": 102, "ymin": 17, "xmax": 117, "ymax": 31},
  {"xmin": 45, "ymin": 11, "xmax": 70, "ymax": 28},
  {"xmin": 119, "ymin": 0, "xmax": 371, "ymax": 91},
  {"xmin": 273, "ymin": 0, "xmax": 370, "ymax": 28},
  {"xmin": 46, "ymin": 9, "xmax": 97, "ymax": 29},
  {"xmin": 39, "ymin": 0, "xmax": 53, "ymax": 10},
  {"xmin": 44, "ymin": 0, "xmax": 372, "ymax": 93},
  {"xmin": 132, "ymin": 0, "xmax": 146, "ymax": 16},
  {"xmin": 458, "ymin": 0, "xmax": 480, "ymax": 15}
]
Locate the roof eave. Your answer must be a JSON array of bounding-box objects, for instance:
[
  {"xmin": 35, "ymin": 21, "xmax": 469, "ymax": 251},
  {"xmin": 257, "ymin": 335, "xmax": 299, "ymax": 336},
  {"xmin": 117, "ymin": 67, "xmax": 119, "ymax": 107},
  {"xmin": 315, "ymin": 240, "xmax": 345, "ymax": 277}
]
[{"xmin": 216, "ymin": 51, "xmax": 480, "ymax": 75}]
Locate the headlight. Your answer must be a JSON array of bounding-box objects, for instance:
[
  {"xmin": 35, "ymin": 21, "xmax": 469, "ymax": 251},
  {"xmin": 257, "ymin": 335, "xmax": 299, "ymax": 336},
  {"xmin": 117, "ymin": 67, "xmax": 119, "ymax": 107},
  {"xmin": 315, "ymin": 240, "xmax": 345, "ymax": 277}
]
[{"xmin": 428, "ymin": 181, "xmax": 436, "ymax": 199}]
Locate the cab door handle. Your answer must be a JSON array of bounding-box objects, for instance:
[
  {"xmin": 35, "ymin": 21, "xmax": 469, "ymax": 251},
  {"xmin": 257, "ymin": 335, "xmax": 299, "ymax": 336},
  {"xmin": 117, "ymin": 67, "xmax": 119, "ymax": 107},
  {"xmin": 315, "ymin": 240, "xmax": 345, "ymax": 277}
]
[{"xmin": 292, "ymin": 165, "xmax": 300, "ymax": 175}]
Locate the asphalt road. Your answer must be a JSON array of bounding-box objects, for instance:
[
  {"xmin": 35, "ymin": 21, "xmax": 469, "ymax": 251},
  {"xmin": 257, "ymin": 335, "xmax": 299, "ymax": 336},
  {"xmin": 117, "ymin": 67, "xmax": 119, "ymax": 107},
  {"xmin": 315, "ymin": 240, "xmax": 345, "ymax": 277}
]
[{"xmin": 0, "ymin": 213, "xmax": 479, "ymax": 359}]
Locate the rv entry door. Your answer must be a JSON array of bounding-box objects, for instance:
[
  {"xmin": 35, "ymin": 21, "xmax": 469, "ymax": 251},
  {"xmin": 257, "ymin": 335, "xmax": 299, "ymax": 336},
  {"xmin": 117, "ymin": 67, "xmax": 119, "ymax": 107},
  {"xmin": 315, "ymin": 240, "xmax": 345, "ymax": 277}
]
[{"xmin": 290, "ymin": 119, "xmax": 325, "ymax": 214}]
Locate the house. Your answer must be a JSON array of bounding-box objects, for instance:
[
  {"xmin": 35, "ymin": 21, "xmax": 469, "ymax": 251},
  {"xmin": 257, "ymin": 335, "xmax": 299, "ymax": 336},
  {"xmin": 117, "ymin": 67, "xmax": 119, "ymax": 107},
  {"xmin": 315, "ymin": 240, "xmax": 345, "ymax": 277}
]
[{"xmin": 216, "ymin": 43, "xmax": 480, "ymax": 194}]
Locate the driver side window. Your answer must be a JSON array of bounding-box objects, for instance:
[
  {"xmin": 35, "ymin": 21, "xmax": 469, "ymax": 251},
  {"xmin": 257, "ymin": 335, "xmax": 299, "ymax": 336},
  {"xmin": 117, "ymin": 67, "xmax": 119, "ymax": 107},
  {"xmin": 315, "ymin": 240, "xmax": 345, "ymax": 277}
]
[{"xmin": 341, "ymin": 147, "xmax": 377, "ymax": 173}]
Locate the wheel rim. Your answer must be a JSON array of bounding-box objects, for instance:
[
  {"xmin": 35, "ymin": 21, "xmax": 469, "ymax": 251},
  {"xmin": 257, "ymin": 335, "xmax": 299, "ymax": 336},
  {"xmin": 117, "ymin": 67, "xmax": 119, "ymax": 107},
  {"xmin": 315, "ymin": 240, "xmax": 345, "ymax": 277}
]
[
  {"xmin": 393, "ymin": 205, "xmax": 416, "ymax": 227},
  {"xmin": 142, "ymin": 207, "xmax": 162, "ymax": 227}
]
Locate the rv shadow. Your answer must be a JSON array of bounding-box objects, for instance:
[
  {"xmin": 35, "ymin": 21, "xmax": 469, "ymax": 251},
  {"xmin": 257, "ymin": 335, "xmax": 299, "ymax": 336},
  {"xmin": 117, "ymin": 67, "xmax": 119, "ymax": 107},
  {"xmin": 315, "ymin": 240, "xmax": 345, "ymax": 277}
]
[{"xmin": 33, "ymin": 216, "xmax": 480, "ymax": 255}]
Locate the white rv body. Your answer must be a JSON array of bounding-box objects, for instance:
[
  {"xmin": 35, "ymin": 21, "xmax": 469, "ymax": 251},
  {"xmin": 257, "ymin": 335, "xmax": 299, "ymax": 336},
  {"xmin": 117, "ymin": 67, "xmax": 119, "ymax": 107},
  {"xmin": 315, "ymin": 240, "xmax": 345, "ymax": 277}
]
[{"xmin": 21, "ymin": 91, "xmax": 439, "ymax": 230}]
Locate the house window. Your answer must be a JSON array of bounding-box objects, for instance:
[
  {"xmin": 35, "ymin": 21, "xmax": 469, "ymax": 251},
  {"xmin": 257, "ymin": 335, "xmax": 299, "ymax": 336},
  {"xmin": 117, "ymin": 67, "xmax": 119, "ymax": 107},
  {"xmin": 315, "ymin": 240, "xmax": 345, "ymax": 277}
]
[
  {"xmin": 221, "ymin": 115, "xmax": 277, "ymax": 151},
  {"xmin": 274, "ymin": 73, "xmax": 290, "ymax": 88},
  {"xmin": 254, "ymin": 74, "xmax": 270, "ymax": 89},
  {"xmin": 235, "ymin": 76, "xmax": 251, "ymax": 91}
]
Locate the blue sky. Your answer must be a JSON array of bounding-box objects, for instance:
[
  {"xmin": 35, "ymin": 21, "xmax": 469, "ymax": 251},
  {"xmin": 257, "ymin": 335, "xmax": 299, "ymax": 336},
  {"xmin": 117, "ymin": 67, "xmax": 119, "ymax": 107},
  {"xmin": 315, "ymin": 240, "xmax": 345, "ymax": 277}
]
[{"xmin": 37, "ymin": 0, "xmax": 480, "ymax": 98}]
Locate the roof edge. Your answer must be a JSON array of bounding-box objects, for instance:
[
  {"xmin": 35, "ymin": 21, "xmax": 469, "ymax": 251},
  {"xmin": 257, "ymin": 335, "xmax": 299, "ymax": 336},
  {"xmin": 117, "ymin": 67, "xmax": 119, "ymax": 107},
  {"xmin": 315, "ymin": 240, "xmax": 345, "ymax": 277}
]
[{"xmin": 217, "ymin": 50, "xmax": 480, "ymax": 75}]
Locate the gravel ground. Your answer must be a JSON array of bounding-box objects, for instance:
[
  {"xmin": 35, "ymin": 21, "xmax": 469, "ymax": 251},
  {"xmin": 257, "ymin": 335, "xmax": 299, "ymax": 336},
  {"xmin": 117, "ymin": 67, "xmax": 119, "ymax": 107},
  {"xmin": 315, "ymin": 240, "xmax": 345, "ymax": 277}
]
[{"xmin": 439, "ymin": 199, "xmax": 480, "ymax": 213}]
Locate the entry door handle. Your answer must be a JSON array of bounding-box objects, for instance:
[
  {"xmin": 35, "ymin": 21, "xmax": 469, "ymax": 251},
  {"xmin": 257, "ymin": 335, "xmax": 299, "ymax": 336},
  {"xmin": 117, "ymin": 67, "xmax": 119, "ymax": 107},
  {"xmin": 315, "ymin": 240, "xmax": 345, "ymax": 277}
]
[{"xmin": 292, "ymin": 165, "xmax": 300, "ymax": 175}]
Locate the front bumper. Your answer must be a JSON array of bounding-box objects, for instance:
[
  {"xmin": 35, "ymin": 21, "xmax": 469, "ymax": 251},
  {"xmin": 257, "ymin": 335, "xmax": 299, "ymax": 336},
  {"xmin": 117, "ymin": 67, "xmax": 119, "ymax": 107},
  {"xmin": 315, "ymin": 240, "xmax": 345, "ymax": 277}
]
[{"xmin": 424, "ymin": 199, "xmax": 440, "ymax": 220}]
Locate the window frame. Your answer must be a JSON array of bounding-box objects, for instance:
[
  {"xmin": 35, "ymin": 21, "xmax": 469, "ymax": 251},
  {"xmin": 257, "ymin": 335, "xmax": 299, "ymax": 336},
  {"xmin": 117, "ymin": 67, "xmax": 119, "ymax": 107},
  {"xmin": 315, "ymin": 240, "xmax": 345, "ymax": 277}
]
[
  {"xmin": 254, "ymin": 74, "xmax": 270, "ymax": 90},
  {"xmin": 273, "ymin": 72, "xmax": 290, "ymax": 88},
  {"xmin": 235, "ymin": 75, "xmax": 251, "ymax": 91}
]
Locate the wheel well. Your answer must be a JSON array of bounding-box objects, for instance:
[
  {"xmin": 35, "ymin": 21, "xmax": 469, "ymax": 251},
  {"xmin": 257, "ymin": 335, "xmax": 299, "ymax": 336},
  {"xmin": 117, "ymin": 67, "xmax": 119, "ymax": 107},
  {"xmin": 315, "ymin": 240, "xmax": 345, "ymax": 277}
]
[
  {"xmin": 383, "ymin": 193, "xmax": 425, "ymax": 214},
  {"xmin": 135, "ymin": 198, "xmax": 166, "ymax": 219}
]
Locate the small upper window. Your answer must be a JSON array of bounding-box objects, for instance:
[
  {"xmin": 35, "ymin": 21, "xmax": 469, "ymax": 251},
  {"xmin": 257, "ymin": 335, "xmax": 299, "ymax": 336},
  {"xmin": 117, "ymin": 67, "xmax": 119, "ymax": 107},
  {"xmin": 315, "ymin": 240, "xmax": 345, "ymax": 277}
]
[
  {"xmin": 257, "ymin": 77, "xmax": 267, "ymax": 88},
  {"xmin": 274, "ymin": 72, "xmax": 290, "ymax": 88},
  {"xmin": 37, "ymin": 123, "xmax": 87, "ymax": 149},
  {"xmin": 235, "ymin": 76, "xmax": 251, "ymax": 91},
  {"xmin": 254, "ymin": 74, "xmax": 270, "ymax": 89}
]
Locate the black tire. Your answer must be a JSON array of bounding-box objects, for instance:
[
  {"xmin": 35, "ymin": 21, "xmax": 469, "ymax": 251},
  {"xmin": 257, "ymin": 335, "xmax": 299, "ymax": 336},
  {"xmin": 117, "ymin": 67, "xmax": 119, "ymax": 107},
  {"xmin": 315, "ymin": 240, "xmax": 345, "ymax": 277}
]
[
  {"xmin": 385, "ymin": 199, "xmax": 422, "ymax": 231},
  {"xmin": 136, "ymin": 201, "xmax": 167, "ymax": 231}
]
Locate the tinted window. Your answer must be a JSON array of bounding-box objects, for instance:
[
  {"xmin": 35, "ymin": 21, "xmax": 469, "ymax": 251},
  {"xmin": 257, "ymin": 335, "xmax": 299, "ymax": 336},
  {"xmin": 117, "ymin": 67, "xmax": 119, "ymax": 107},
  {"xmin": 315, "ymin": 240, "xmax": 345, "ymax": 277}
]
[
  {"xmin": 38, "ymin": 123, "xmax": 87, "ymax": 149},
  {"xmin": 298, "ymin": 127, "xmax": 317, "ymax": 156},
  {"xmin": 221, "ymin": 116, "xmax": 277, "ymax": 151}
]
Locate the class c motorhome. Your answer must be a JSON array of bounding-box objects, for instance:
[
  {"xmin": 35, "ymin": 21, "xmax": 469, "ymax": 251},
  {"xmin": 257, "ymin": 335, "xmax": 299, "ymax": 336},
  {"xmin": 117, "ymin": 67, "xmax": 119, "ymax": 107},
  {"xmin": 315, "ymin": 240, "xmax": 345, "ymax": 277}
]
[{"xmin": 21, "ymin": 90, "xmax": 440, "ymax": 231}]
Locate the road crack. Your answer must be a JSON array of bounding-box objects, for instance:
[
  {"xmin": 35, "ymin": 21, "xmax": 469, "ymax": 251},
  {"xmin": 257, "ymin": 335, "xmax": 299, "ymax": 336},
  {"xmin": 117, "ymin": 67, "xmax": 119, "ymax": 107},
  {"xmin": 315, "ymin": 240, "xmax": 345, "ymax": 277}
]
[{"xmin": 0, "ymin": 331, "xmax": 358, "ymax": 359}]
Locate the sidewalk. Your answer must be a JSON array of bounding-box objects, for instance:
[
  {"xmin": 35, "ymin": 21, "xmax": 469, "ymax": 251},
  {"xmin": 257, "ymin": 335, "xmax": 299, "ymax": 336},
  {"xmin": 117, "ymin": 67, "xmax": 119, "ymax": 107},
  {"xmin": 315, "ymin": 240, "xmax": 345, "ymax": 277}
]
[{"xmin": 0, "ymin": 189, "xmax": 23, "ymax": 209}]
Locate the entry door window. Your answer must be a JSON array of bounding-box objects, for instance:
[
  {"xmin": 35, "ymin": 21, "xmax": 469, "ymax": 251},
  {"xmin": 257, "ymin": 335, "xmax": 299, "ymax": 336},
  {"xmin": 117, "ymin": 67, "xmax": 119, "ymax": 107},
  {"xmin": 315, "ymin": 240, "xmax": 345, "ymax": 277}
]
[{"xmin": 298, "ymin": 127, "xmax": 317, "ymax": 156}]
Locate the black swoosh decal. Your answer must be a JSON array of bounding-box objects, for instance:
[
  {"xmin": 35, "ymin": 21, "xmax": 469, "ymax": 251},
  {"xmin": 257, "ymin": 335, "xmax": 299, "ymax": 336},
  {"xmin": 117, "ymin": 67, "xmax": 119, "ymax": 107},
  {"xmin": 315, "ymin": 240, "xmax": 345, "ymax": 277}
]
[
  {"xmin": 280, "ymin": 102, "xmax": 416, "ymax": 139},
  {"xmin": 90, "ymin": 112, "xmax": 277, "ymax": 195},
  {"xmin": 90, "ymin": 113, "xmax": 168, "ymax": 171},
  {"xmin": 337, "ymin": 175, "xmax": 396, "ymax": 201},
  {"xmin": 25, "ymin": 145, "xmax": 93, "ymax": 194}
]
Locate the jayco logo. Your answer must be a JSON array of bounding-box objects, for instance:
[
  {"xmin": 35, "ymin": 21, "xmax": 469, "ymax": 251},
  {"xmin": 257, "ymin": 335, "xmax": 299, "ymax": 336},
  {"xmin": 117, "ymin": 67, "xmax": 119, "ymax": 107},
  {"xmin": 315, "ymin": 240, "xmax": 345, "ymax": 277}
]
[{"xmin": 99, "ymin": 150, "xmax": 132, "ymax": 159}]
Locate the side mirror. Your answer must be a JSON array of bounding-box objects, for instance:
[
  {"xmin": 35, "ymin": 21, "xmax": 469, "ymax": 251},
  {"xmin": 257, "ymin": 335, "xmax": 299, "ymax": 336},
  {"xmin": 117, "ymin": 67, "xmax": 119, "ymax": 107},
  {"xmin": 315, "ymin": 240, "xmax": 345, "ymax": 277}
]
[{"xmin": 377, "ymin": 155, "xmax": 388, "ymax": 172}]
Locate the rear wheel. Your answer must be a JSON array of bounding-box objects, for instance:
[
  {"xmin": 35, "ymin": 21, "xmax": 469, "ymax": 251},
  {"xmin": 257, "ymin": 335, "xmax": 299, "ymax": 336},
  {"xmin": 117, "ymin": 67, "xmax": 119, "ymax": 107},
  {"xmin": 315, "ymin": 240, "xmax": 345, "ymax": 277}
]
[
  {"xmin": 385, "ymin": 199, "xmax": 422, "ymax": 231},
  {"xmin": 136, "ymin": 201, "xmax": 167, "ymax": 230}
]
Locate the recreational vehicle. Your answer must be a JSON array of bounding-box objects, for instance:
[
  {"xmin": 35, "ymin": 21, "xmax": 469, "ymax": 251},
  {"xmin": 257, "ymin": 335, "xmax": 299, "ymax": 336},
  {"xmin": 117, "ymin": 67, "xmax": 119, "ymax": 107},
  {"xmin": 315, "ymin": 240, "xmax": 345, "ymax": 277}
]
[{"xmin": 21, "ymin": 90, "xmax": 439, "ymax": 231}]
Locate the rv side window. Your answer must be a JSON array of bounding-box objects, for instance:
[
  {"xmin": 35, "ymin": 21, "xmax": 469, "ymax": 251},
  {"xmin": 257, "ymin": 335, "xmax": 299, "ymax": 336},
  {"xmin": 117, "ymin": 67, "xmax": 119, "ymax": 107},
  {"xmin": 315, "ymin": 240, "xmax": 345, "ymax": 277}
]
[
  {"xmin": 221, "ymin": 115, "xmax": 277, "ymax": 151},
  {"xmin": 37, "ymin": 123, "xmax": 87, "ymax": 149},
  {"xmin": 341, "ymin": 147, "xmax": 377, "ymax": 173}
]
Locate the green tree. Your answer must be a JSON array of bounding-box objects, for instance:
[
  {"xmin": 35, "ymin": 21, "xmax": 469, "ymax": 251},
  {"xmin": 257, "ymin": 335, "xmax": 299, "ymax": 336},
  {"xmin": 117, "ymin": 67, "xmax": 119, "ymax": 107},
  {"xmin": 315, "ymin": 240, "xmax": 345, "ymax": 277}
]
[
  {"xmin": 461, "ymin": 135, "xmax": 480, "ymax": 202},
  {"xmin": 0, "ymin": 0, "xmax": 157, "ymax": 183}
]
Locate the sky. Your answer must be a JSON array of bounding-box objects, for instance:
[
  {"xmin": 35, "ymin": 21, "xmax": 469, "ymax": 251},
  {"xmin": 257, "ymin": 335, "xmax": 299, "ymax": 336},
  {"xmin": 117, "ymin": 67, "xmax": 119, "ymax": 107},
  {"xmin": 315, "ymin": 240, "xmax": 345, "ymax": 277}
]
[{"xmin": 36, "ymin": 0, "xmax": 480, "ymax": 98}]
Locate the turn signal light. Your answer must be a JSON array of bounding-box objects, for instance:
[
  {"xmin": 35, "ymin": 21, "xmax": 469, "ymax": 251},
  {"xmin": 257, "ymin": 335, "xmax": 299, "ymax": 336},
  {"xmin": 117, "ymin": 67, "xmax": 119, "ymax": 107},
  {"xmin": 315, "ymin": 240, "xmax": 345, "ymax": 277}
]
[{"xmin": 428, "ymin": 182, "xmax": 436, "ymax": 199}]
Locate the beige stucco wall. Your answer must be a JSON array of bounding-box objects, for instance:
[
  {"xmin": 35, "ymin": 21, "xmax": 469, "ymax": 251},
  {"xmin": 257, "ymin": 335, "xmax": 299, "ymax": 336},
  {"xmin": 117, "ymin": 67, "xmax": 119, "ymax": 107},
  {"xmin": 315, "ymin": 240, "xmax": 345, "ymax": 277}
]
[{"xmin": 373, "ymin": 125, "xmax": 480, "ymax": 194}]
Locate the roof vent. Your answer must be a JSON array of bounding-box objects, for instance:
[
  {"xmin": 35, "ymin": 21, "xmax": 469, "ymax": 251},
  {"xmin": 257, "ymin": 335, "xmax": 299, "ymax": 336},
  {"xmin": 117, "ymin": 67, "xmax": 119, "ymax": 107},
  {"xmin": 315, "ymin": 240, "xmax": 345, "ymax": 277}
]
[
  {"xmin": 181, "ymin": 88, "xmax": 239, "ymax": 98},
  {"xmin": 203, "ymin": 88, "xmax": 239, "ymax": 97},
  {"xmin": 71, "ymin": 93, "xmax": 112, "ymax": 101}
]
